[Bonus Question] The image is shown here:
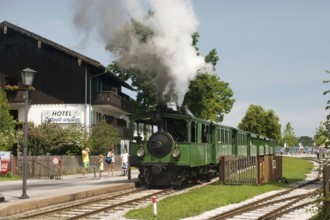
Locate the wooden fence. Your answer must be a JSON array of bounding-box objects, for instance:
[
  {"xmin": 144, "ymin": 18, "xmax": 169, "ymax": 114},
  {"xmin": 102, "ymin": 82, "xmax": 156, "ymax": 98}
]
[
  {"xmin": 219, "ymin": 155, "xmax": 282, "ymax": 185},
  {"xmin": 9, "ymin": 155, "xmax": 123, "ymax": 179}
]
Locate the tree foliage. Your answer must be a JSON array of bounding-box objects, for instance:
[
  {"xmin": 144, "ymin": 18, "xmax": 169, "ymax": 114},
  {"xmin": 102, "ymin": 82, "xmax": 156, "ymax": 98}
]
[
  {"xmin": 110, "ymin": 62, "xmax": 157, "ymax": 112},
  {"xmin": 298, "ymin": 136, "xmax": 314, "ymax": 147},
  {"xmin": 238, "ymin": 104, "xmax": 281, "ymax": 142},
  {"xmin": 17, "ymin": 122, "xmax": 87, "ymax": 156},
  {"xmin": 88, "ymin": 121, "xmax": 119, "ymax": 155},
  {"xmin": 107, "ymin": 20, "xmax": 157, "ymax": 113},
  {"xmin": 323, "ymin": 70, "xmax": 330, "ymax": 118},
  {"xmin": 182, "ymin": 73, "xmax": 235, "ymax": 122},
  {"xmin": 282, "ymin": 122, "xmax": 298, "ymax": 147},
  {"xmin": 0, "ymin": 88, "xmax": 15, "ymax": 150},
  {"xmin": 314, "ymin": 123, "xmax": 328, "ymax": 147},
  {"xmin": 321, "ymin": 70, "xmax": 330, "ymax": 146}
]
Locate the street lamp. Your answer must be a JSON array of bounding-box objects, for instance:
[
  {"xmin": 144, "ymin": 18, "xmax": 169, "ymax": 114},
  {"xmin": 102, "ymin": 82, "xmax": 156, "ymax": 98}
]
[{"xmin": 19, "ymin": 68, "xmax": 36, "ymax": 199}]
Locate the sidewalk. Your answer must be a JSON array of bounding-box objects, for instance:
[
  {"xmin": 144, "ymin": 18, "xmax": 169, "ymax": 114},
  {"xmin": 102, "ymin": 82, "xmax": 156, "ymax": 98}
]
[{"xmin": 0, "ymin": 170, "xmax": 139, "ymax": 218}]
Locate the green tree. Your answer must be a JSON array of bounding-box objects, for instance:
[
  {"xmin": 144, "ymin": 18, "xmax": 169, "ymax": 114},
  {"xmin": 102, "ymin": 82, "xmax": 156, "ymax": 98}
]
[
  {"xmin": 322, "ymin": 70, "xmax": 330, "ymax": 146},
  {"xmin": 204, "ymin": 49, "xmax": 219, "ymax": 71},
  {"xmin": 238, "ymin": 105, "xmax": 281, "ymax": 142},
  {"xmin": 88, "ymin": 121, "xmax": 119, "ymax": 155},
  {"xmin": 323, "ymin": 70, "xmax": 330, "ymax": 120},
  {"xmin": 181, "ymin": 33, "xmax": 234, "ymax": 122},
  {"xmin": 110, "ymin": 62, "xmax": 157, "ymax": 112},
  {"xmin": 182, "ymin": 73, "xmax": 235, "ymax": 122},
  {"xmin": 0, "ymin": 88, "xmax": 15, "ymax": 150},
  {"xmin": 282, "ymin": 122, "xmax": 298, "ymax": 147},
  {"xmin": 61, "ymin": 124, "xmax": 87, "ymax": 155},
  {"xmin": 314, "ymin": 123, "xmax": 328, "ymax": 147},
  {"xmin": 192, "ymin": 32, "xmax": 220, "ymax": 69},
  {"xmin": 298, "ymin": 136, "xmax": 314, "ymax": 147}
]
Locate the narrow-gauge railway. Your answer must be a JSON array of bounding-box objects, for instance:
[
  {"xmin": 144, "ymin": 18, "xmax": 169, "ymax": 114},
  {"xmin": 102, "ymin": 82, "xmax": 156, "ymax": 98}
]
[
  {"xmin": 129, "ymin": 105, "xmax": 276, "ymax": 188},
  {"xmin": 205, "ymin": 177, "xmax": 322, "ymax": 220}
]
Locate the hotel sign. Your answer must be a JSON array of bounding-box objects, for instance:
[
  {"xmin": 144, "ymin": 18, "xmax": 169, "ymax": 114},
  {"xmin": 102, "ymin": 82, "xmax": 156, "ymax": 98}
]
[{"xmin": 42, "ymin": 110, "xmax": 81, "ymax": 123}]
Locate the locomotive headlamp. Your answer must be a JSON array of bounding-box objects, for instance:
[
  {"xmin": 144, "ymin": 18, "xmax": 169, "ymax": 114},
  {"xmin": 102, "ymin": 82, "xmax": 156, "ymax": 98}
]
[
  {"xmin": 137, "ymin": 145, "xmax": 145, "ymax": 157},
  {"xmin": 172, "ymin": 145, "xmax": 180, "ymax": 158}
]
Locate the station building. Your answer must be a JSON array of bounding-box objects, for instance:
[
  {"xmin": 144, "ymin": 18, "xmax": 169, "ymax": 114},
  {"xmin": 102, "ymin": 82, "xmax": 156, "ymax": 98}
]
[{"xmin": 0, "ymin": 21, "xmax": 135, "ymax": 154}]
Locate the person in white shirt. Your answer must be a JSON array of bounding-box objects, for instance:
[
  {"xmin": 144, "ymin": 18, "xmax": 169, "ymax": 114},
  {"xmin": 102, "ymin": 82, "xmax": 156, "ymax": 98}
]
[
  {"xmin": 120, "ymin": 148, "xmax": 129, "ymax": 176},
  {"xmin": 106, "ymin": 148, "xmax": 115, "ymax": 176}
]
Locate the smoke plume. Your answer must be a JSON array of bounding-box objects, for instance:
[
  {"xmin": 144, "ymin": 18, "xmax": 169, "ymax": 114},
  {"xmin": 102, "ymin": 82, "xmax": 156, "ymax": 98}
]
[{"xmin": 73, "ymin": 0, "xmax": 212, "ymax": 106}]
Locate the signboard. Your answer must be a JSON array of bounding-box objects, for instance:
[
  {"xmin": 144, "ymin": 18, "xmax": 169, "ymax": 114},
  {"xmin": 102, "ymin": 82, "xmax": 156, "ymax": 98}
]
[
  {"xmin": 42, "ymin": 110, "xmax": 81, "ymax": 124},
  {"xmin": 52, "ymin": 157, "xmax": 59, "ymax": 165},
  {"xmin": 0, "ymin": 151, "xmax": 11, "ymax": 175}
]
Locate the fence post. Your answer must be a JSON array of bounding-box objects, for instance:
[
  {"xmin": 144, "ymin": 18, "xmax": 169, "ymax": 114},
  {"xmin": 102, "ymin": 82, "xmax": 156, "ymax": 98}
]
[
  {"xmin": 256, "ymin": 156, "xmax": 260, "ymax": 185},
  {"xmin": 128, "ymin": 156, "xmax": 131, "ymax": 180},
  {"xmin": 323, "ymin": 164, "xmax": 330, "ymax": 218},
  {"xmin": 59, "ymin": 159, "xmax": 62, "ymax": 178},
  {"xmin": 219, "ymin": 156, "xmax": 225, "ymax": 183}
]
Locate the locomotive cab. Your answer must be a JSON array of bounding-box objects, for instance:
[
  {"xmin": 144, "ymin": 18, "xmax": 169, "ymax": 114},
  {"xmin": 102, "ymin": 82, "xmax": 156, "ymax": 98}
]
[{"xmin": 129, "ymin": 110, "xmax": 191, "ymax": 187}]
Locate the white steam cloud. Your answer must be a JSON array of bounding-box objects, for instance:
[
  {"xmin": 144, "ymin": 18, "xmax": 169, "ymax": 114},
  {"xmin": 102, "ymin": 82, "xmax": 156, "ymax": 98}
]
[{"xmin": 74, "ymin": 0, "xmax": 212, "ymax": 106}]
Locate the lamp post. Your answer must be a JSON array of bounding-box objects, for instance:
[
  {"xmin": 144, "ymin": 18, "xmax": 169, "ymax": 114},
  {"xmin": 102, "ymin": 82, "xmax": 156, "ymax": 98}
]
[{"xmin": 19, "ymin": 68, "xmax": 36, "ymax": 199}]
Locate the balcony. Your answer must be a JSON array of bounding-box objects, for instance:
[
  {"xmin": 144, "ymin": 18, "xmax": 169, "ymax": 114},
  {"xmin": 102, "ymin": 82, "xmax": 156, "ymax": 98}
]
[
  {"xmin": 5, "ymin": 90, "xmax": 26, "ymax": 104},
  {"xmin": 93, "ymin": 91, "xmax": 134, "ymax": 113}
]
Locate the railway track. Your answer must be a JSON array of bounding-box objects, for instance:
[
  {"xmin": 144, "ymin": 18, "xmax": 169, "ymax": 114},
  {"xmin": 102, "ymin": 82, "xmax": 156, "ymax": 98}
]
[
  {"xmin": 206, "ymin": 177, "xmax": 322, "ymax": 220},
  {"xmin": 6, "ymin": 176, "xmax": 219, "ymax": 220},
  {"xmin": 9, "ymin": 187, "xmax": 174, "ymax": 220}
]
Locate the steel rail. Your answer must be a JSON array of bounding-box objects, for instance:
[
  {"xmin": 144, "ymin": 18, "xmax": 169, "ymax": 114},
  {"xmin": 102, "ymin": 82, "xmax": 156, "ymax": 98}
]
[{"xmin": 16, "ymin": 188, "xmax": 144, "ymax": 219}]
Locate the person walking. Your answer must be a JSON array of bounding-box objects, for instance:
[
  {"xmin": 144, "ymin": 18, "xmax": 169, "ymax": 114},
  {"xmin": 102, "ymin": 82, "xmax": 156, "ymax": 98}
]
[
  {"xmin": 121, "ymin": 148, "xmax": 129, "ymax": 176},
  {"xmin": 316, "ymin": 148, "xmax": 320, "ymax": 160},
  {"xmin": 107, "ymin": 148, "xmax": 115, "ymax": 176},
  {"xmin": 81, "ymin": 146, "xmax": 90, "ymax": 178},
  {"xmin": 98, "ymin": 154, "xmax": 104, "ymax": 179}
]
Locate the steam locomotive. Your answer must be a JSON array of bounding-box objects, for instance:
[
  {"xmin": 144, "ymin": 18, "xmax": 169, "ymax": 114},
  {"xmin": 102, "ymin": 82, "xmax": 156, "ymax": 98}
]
[{"xmin": 129, "ymin": 106, "xmax": 275, "ymax": 188}]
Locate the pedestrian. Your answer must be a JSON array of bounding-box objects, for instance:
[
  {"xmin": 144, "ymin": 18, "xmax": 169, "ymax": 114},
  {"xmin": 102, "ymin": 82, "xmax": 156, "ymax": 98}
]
[
  {"xmin": 121, "ymin": 148, "xmax": 129, "ymax": 176},
  {"xmin": 316, "ymin": 148, "xmax": 320, "ymax": 160},
  {"xmin": 81, "ymin": 146, "xmax": 90, "ymax": 178},
  {"xmin": 98, "ymin": 154, "xmax": 104, "ymax": 179},
  {"xmin": 107, "ymin": 148, "xmax": 115, "ymax": 176}
]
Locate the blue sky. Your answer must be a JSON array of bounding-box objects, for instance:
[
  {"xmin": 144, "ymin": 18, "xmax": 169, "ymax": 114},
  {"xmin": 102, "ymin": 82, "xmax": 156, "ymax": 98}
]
[{"xmin": 1, "ymin": 0, "xmax": 329, "ymax": 138}]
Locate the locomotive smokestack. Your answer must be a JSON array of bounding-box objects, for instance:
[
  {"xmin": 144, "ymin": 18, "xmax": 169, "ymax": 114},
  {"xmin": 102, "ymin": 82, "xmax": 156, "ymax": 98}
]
[{"xmin": 156, "ymin": 104, "xmax": 168, "ymax": 132}]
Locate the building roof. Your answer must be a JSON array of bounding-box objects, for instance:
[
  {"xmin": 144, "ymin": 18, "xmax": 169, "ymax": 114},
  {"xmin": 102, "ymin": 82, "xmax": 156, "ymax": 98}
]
[{"xmin": 0, "ymin": 20, "xmax": 133, "ymax": 90}]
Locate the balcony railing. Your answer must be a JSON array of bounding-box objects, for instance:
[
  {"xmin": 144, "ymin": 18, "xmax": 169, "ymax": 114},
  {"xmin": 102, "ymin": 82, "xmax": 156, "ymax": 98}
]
[{"xmin": 93, "ymin": 91, "xmax": 134, "ymax": 113}]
